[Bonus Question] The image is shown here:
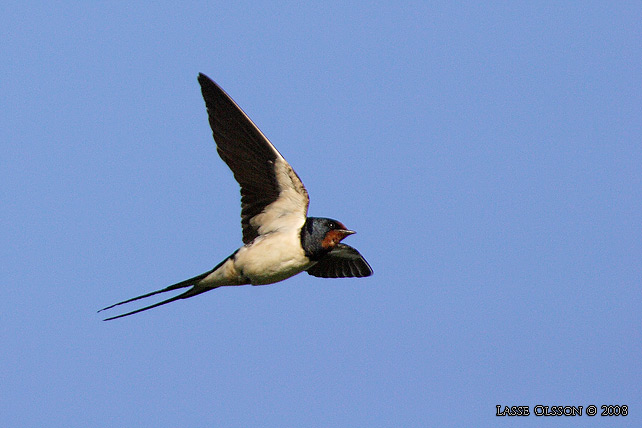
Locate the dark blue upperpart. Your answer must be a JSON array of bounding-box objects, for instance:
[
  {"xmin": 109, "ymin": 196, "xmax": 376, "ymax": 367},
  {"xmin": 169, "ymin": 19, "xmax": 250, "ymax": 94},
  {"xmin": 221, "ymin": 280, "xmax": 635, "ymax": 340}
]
[{"xmin": 300, "ymin": 217, "xmax": 344, "ymax": 260}]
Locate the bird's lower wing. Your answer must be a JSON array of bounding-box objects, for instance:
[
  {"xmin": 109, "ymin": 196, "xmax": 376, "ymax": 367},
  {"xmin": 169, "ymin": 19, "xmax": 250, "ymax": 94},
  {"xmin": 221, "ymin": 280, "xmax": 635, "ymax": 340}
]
[{"xmin": 306, "ymin": 244, "xmax": 373, "ymax": 278}]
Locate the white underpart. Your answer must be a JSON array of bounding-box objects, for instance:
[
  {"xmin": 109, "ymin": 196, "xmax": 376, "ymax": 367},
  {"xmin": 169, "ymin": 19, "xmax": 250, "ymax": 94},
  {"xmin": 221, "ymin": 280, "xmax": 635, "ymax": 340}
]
[
  {"xmin": 198, "ymin": 157, "xmax": 312, "ymax": 287},
  {"xmin": 199, "ymin": 257, "xmax": 245, "ymax": 287},
  {"xmin": 198, "ymin": 228, "xmax": 312, "ymax": 287},
  {"xmin": 235, "ymin": 228, "xmax": 312, "ymax": 285}
]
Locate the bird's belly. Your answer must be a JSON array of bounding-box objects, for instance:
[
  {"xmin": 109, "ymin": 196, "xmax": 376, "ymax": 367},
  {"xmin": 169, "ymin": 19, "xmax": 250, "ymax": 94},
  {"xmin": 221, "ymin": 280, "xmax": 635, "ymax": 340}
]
[{"xmin": 233, "ymin": 231, "xmax": 311, "ymax": 285}]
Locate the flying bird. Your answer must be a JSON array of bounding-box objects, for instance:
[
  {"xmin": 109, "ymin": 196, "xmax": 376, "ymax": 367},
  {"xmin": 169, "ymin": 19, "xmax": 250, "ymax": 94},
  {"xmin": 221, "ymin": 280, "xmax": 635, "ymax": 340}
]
[{"xmin": 99, "ymin": 73, "xmax": 372, "ymax": 320}]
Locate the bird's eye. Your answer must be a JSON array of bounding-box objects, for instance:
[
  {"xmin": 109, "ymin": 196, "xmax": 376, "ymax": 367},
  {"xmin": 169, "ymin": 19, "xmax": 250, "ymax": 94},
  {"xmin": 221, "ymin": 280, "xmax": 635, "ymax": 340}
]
[{"xmin": 328, "ymin": 222, "xmax": 336, "ymax": 229}]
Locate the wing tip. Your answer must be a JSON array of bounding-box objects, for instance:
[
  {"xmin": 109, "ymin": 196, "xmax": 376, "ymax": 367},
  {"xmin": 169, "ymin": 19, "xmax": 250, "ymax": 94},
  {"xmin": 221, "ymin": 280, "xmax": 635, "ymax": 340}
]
[{"xmin": 197, "ymin": 72, "xmax": 221, "ymax": 92}]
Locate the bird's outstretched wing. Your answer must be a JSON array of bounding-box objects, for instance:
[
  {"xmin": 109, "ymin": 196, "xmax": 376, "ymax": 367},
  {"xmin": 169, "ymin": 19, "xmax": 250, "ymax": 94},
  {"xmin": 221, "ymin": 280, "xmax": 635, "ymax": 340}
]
[
  {"xmin": 198, "ymin": 73, "xmax": 309, "ymax": 244},
  {"xmin": 306, "ymin": 243, "xmax": 373, "ymax": 278}
]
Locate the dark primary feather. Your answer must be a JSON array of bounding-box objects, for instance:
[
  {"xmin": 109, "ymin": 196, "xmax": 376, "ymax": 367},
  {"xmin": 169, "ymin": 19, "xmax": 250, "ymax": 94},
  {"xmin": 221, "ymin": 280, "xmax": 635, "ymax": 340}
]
[
  {"xmin": 306, "ymin": 243, "xmax": 373, "ymax": 278},
  {"xmin": 198, "ymin": 73, "xmax": 309, "ymax": 244}
]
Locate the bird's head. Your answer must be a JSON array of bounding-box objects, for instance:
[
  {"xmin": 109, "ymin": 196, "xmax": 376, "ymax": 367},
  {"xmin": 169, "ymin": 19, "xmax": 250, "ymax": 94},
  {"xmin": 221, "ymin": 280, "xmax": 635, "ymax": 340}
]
[{"xmin": 301, "ymin": 217, "xmax": 356, "ymax": 260}]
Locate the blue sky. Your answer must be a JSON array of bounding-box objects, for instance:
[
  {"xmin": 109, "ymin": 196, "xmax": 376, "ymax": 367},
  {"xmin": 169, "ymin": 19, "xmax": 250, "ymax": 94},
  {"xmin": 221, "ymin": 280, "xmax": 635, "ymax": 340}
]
[{"xmin": 2, "ymin": 2, "xmax": 640, "ymax": 427}]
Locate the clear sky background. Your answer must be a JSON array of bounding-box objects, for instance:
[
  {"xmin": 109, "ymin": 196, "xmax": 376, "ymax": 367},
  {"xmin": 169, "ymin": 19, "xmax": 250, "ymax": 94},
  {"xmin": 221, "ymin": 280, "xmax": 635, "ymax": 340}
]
[{"xmin": 2, "ymin": 2, "xmax": 640, "ymax": 427}]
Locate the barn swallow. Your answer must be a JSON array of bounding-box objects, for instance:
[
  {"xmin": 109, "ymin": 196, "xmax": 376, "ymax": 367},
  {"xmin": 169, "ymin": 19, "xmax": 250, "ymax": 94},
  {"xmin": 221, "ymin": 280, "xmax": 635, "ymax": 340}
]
[{"xmin": 99, "ymin": 73, "xmax": 372, "ymax": 320}]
